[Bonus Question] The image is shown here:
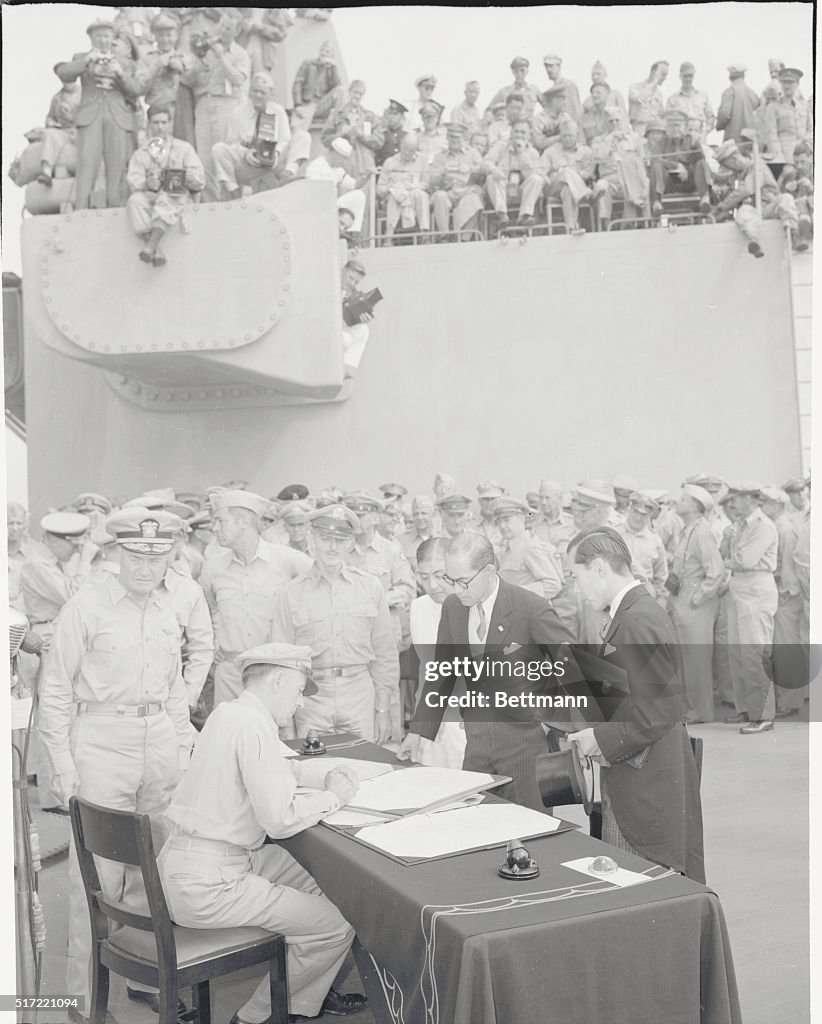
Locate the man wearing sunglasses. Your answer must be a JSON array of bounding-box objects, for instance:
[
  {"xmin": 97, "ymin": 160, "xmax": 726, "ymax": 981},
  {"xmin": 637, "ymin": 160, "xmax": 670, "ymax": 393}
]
[{"xmin": 398, "ymin": 532, "xmax": 575, "ymax": 810}]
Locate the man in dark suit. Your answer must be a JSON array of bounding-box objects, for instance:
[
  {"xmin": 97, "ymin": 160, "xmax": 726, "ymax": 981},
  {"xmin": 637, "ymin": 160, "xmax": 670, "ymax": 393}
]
[
  {"xmin": 566, "ymin": 527, "xmax": 705, "ymax": 882},
  {"xmin": 397, "ymin": 533, "xmax": 574, "ymax": 810},
  {"xmin": 55, "ymin": 18, "xmax": 143, "ymax": 209}
]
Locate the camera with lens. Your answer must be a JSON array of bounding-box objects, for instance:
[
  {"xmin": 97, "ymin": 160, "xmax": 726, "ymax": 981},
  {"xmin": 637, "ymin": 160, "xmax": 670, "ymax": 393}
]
[
  {"xmin": 92, "ymin": 53, "xmax": 117, "ymax": 89},
  {"xmin": 190, "ymin": 33, "xmax": 218, "ymax": 59},
  {"xmin": 252, "ymin": 110, "xmax": 280, "ymax": 167}
]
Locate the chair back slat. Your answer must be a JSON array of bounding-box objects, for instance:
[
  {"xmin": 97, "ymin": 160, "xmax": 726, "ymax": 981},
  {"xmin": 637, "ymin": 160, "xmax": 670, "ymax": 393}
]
[
  {"xmin": 70, "ymin": 797, "xmax": 178, "ymax": 969},
  {"xmin": 97, "ymin": 897, "xmax": 156, "ymax": 932},
  {"xmin": 73, "ymin": 799, "xmax": 143, "ymax": 865}
]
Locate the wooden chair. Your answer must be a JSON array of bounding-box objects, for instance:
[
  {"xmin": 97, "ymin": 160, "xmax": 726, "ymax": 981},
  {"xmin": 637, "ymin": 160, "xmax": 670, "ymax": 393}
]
[{"xmin": 69, "ymin": 797, "xmax": 289, "ymax": 1024}]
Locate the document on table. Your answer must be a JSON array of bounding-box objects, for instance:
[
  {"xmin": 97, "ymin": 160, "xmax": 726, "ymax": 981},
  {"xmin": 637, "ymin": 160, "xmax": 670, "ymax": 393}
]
[
  {"xmin": 562, "ymin": 857, "xmax": 652, "ymax": 888},
  {"xmin": 355, "ymin": 803, "xmax": 562, "ymax": 859},
  {"xmin": 278, "ymin": 739, "xmax": 298, "ymax": 758},
  {"xmin": 347, "ymin": 766, "xmax": 507, "ymax": 814},
  {"xmin": 324, "ymin": 793, "xmax": 486, "ymax": 829},
  {"xmin": 315, "ymin": 758, "xmax": 396, "ymax": 782}
]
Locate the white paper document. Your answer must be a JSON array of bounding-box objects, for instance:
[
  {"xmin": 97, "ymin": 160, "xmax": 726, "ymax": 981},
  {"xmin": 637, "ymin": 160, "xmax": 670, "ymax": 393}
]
[
  {"xmin": 315, "ymin": 758, "xmax": 396, "ymax": 782},
  {"xmin": 562, "ymin": 857, "xmax": 652, "ymax": 888},
  {"xmin": 324, "ymin": 793, "xmax": 485, "ymax": 830},
  {"xmin": 278, "ymin": 739, "xmax": 298, "ymax": 758},
  {"xmin": 355, "ymin": 803, "xmax": 562, "ymax": 859},
  {"xmin": 347, "ymin": 766, "xmax": 504, "ymax": 813}
]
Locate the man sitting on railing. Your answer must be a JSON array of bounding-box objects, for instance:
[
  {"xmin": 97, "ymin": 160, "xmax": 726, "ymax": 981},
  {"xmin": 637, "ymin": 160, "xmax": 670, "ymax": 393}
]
[
  {"xmin": 590, "ymin": 106, "xmax": 649, "ymax": 229},
  {"xmin": 8, "ymin": 83, "xmax": 80, "ymax": 199},
  {"xmin": 541, "ymin": 117, "xmax": 595, "ymax": 235},
  {"xmin": 376, "ymin": 134, "xmax": 430, "ymax": 241},
  {"xmin": 126, "ymin": 103, "xmax": 205, "ymax": 266},
  {"xmin": 646, "ymin": 108, "xmax": 711, "ymax": 217},
  {"xmin": 482, "ymin": 119, "xmax": 543, "ymax": 230},
  {"xmin": 429, "ymin": 121, "xmax": 484, "ymax": 241},
  {"xmin": 712, "ymin": 138, "xmax": 807, "ymax": 257}
]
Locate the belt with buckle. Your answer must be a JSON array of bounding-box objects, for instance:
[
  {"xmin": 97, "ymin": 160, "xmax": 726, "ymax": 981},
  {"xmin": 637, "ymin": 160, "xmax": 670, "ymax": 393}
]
[
  {"xmin": 77, "ymin": 701, "xmax": 165, "ymax": 717},
  {"xmin": 311, "ymin": 665, "xmax": 369, "ymax": 679}
]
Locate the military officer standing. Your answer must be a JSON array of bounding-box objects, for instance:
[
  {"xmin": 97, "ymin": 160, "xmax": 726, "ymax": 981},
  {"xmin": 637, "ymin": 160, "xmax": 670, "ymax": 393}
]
[
  {"xmin": 280, "ymin": 501, "xmax": 315, "ymax": 555},
  {"xmin": 531, "ymin": 480, "xmax": 578, "ymax": 634},
  {"xmin": 271, "ymin": 505, "xmax": 398, "ymax": 743},
  {"xmin": 759, "ymin": 487, "xmax": 807, "ymax": 717},
  {"xmin": 437, "ymin": 492, "xmax": 474, "ymax": 539},
  {"xmin": 783, "ymin": 476, "xmax": 810, "ymax": 520},
  {"xmin": 492, "ymin": 497, "xmax": 563, "ymax": 601},
  {"xmin": 398, "ymin": 495, "xmax": 439, "ymax": 570},
  {"xmin": 569, "ymin": 481, "xmax": 621, "ymax": 642},
  {"xmin": 616, "ymin": 493, "xmax": 669, "ymax": 605},
  {"xmin": 475, "ymin": 480, "xmax": 506, "ymax": 548},
  {"xmin": 668, "ymin": 485, "xmax": 724, "ymax": 723},
  {"xmin": 199, "ymin": 490, "xmax": 311, "ymax": 706},
  {"xmin": 722, "ymin": 483, "xmax": 779, "ymax": 733},
  {"xmin": 38, "ymin": 507, "xmax": 193, "ymax": 1012}
]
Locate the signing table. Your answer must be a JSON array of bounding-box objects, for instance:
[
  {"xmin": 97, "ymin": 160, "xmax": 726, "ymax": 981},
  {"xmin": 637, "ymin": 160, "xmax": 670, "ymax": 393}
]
[{"xmin": 280, "ymin": 736, "xmax": 742, "ymax": 1024}]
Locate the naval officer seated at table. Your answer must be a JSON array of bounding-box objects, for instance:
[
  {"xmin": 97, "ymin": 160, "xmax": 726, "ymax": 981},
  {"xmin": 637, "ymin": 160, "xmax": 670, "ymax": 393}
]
[
  {"xmin": 158, "ymin": 643, "xmax": 367, "ymax": 1023},
  {"xmin": 565, "ymin": 527, "xmax": 705, "ymax": 883}
]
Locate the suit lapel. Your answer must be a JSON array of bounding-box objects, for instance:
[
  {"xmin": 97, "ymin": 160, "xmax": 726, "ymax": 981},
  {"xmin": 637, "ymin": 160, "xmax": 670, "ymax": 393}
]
[{"xmin": 601, "ymin": 583, "xmax": 644, "ymax": 651}]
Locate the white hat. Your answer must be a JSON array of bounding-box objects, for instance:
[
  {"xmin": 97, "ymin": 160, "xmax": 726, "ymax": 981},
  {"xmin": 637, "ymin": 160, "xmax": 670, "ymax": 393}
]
[{"xmin": 331, "ymin": 138, "xmax": 353, "ymax": 158}]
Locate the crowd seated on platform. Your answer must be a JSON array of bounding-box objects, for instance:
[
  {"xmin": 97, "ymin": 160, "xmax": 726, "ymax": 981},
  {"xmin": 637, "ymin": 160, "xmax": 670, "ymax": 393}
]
[{"xmin": 8, "ymin": 11, "xmax": 813, "ymax": 257}]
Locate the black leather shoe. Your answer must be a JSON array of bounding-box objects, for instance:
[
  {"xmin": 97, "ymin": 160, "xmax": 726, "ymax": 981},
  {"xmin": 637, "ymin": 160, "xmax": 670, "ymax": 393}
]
[
  {"xmin": 288, "ymin": 988, "xmax": 368, "ymax": 1020},
  {"xmin": 127, "ymin": 986, "xmax": 186, "ymax": 1015},
  {"xmin": 724, "ymin": 712, "xmax": 748, "ymax": 724},
  {"xmin": 747, "ymin": 240, "xmax": 765, "ymax": 258}
]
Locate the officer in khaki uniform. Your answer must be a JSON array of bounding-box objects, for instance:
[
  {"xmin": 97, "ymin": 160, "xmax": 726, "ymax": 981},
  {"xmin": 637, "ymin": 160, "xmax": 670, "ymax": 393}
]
[
  {"xmin": 158, "ymin": 642, "xmax": 366, "ymax": 1024},
  {"xmin": 22, "ymin": 511, "xmax": 96, "ymax": 811},
  {"xmin": 271, "ymin": 505, "xmax": 399, "ymax": 743},
  {"xmin": 616, "ymin": 493, "xmax": 669, "ymax": 605},
  {"xmin": 476, "ymin": 480, "xmax": 506, "ymax": 549},
  {"xmin": 38, "ymin": 507, "xmax": 192, "ymax": 1012},
  {"xmin": 721, "ymin": 483, "xmax": 779, "ymax": 733},
  {"xmin": 569, "ymin": 481, "xmax": 621, "ymax": 642},
  {"xmin": 492, "ymin": 497, "xmax": 563, "ymax": 600},
  {"xmin": 667, "ymin": 485, "xmax": 724, "ymax": 723},
  {"xmin": 532, "ymin": 480, "xmax": 578, "ymax": 634},
  {"xmin": 436, "ymin": 492, "xmax": 474, "ymax": 539},
  {"xmin": 759, "ymin": 487, "xmax": 807, "ymax": 716},
  {"xmin": 398, "ymin": 495, "xmax": 439, "ymax": 570},
  {"xmin": 199, "ymin": 490, "xmax": 311, "ymax": 706},
  {"xmin": 279, "ymin": 500, "xmax": 315, "ymax": 556}
]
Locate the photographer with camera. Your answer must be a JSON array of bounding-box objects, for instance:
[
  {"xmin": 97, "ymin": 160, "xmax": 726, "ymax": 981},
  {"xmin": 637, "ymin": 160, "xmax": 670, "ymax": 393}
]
[
  {"xmin": 126, "ymin": 104, "xmax": 205, "ymax": 266},
  {"xmin": 212, "ymin": 71, "xmax": 305, "ymax": 200},
  {"xmin": 55, "ymin": 18, "xmax": 143, "ymax": 209},
  {"xmin": 136, "ymin": 12, "xmax": 192, "ymax": 113},
  {"xmin": 181, "ymin": 12, "xmax": 250, "ymax": 200}
]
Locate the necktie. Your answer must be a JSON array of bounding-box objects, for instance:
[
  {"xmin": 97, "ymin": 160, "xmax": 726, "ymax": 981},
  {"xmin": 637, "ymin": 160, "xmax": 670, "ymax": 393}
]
[{"xmin": 476, "ymin": 601, "xmax": 487, "ymax": 642}]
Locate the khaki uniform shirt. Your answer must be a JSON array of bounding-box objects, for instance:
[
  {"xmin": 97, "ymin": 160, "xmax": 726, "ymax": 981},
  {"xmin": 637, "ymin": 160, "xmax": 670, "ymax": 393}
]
[
  {"xmin": 200, "ymin": 539, "xmax": 312, "ymax": 659},
  {"xmin": 165, "ymin": 689, "xmax": 340, "ymax": 846},
  {"xmin": 270, "ymin": 563, "xmax": 399, "ymax": 706},
  {"xmin": 39, "ymin": 573, "xmax": 191, "ymax": 776}
]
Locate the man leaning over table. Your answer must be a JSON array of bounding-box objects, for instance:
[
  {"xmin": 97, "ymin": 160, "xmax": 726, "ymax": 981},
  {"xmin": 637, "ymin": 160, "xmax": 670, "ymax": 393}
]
[{"xmin": 159, "ymin": 642, "xmax": 367, "ymax": 1024}]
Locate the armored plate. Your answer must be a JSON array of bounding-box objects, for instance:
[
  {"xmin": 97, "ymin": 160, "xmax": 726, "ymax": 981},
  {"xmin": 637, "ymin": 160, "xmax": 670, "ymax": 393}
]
[{"xmin": 40, "ymin": 203, "xmax": 293, "ymax": 356}]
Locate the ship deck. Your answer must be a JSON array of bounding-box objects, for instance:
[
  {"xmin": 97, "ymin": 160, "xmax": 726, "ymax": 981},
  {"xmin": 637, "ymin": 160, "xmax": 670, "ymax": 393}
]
[{"xmin": 27, "ymin": 703, "xmax": 808, "ymax": 1024}]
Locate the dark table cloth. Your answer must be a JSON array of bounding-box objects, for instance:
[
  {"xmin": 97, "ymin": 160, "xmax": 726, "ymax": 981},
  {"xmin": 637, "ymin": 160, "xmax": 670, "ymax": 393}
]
[{"xmin": 280, "ymin": 736, "xmax": 741, "ymax": 1024}]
